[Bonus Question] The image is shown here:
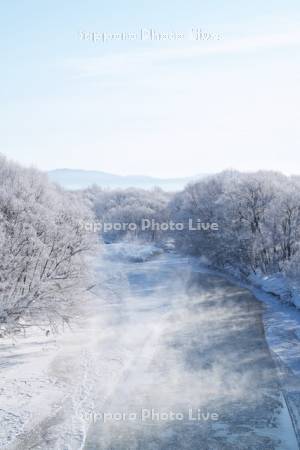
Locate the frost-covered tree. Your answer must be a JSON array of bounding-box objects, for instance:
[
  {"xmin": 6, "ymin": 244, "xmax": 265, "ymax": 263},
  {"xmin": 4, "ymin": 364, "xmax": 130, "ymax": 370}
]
[
  {"xmin": 169, "ymin": 170, "xmax": 300, "ymax": 278},
  {"xmin": 86, "ymin": 186, "xmax": 170, "ymax": 242},
  {"xmin": 0, "ymin": 155, "xmax": 93, "ymax": 334}
]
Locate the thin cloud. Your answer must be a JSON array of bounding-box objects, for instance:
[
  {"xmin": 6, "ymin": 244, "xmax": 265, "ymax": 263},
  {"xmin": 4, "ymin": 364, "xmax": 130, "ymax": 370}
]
[{"xmin": 68, "ymin": 31, "xmax": 300, "ymax": 78}]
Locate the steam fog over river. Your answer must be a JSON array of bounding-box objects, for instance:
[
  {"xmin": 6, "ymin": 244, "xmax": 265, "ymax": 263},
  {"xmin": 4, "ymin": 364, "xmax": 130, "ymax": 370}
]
[
  {"xmin": 82, "ymin": 245, "xmax": 297, "ymax": 450},
  {"xmin": 11, "ymin": 244, "xmax": 298, "ymax": 450}
]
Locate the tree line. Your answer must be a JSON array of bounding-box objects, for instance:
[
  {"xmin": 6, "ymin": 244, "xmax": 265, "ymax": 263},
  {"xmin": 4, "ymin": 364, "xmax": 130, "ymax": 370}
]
[
  {"xmin": 2, "ymin": 155, "xmax": 300, "ymax": 333},
  {"xmin": 88, "ymin": 170, "xmax": 300, "ymax": 282}
]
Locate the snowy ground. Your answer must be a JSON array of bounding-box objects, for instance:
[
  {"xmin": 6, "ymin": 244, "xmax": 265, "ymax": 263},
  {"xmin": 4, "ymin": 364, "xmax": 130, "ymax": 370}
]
[{"xmin": 1, "ymin": 244, "xmax": 299, "ymax": 449}]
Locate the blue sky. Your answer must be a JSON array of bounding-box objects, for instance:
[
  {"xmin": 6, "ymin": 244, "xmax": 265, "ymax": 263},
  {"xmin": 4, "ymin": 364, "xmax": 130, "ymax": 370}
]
[{"xmin": 0, "ymin": 0, "xmax": 300, "ymax": 176}]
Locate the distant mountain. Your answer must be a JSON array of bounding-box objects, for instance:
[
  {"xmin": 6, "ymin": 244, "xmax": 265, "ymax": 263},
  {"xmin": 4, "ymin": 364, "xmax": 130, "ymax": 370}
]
[{"xmin": 47, "ymin": 169, "xmax": 204, "ymax": 191}]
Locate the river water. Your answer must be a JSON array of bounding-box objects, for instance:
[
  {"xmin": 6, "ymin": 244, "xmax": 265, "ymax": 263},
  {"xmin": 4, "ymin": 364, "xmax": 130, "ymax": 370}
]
[{"xmin": 83, "ymin": 245, "xmax": 297, "ymax": 450}]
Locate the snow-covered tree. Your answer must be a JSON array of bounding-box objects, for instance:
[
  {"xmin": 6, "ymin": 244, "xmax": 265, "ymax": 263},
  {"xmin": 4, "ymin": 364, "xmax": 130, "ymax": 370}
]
[{"xmin": 0, "ymin": 155, "xmax": 94, "ymax": 334}]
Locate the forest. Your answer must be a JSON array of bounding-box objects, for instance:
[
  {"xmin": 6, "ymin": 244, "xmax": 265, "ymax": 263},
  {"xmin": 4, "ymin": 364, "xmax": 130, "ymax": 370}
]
[{"xmin": 2, "ymin": 155, "xmax": 300, "ymax": 334}]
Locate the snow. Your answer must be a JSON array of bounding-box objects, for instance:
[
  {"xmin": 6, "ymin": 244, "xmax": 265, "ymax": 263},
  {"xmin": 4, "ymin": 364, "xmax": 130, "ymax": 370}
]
[
  {"xmin": 248, "ymin": 271, "xmax": 300, "ymax": 309},
  {"xmin": 0, "ymin": 330, "xmax": 65, "ymax": 448}
]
